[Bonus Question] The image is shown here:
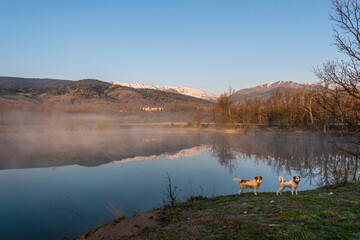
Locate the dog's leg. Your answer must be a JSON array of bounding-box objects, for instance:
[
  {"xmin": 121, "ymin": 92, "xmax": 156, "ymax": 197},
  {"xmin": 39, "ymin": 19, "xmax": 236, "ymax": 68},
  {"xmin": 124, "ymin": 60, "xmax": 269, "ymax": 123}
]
[
  {"xmin": 238, "ymin": 188, "xmax": 244, "ymax": 195},
  {"xmin": 254, "ymin": 188, "xmax": 258, "ymax": 195},
  {"xmin": 295, "ymin": 188, "xmax": 298, "ymax": 195},
  {"xmin": 291, "ymin": 188, "xmax": 294, "ymax": 195},
  {"xmin": 276, "ymin": 188, "xmax": 281, "ymax": 196}
]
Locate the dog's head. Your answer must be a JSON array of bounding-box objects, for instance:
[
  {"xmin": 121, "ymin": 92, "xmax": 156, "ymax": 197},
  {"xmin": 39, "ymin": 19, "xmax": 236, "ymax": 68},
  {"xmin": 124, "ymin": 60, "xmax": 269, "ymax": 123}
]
[
  {"xmin": 255, "ymin": 176, "xmax": 263, "ymax": 184},
  {"xmin": 293, "ymin": 176, "xmax": 301, "ymax": 183}
]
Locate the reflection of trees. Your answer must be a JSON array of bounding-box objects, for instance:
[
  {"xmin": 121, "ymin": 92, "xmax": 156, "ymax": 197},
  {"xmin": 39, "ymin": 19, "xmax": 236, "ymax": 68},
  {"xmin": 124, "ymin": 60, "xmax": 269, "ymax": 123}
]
[
  {"xmin": 209, "ymin": 132, "xmax": 359, "ymax": 185},
  {"xmin": 209, "ymin": 133, "xmax": 238, "ymax": 174},
  {"xmin": 316, "ymin": 153, "xmax": 359, "ymax": 185},
  {"xmin": 3, "ymin": 128, "xmax": 359, "ymax": 186}
]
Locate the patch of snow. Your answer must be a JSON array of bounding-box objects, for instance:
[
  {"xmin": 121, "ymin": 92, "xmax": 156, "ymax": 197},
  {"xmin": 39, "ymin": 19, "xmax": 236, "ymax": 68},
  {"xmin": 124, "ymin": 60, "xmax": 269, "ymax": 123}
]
[
  {"xmin": 110, "ymin": 81, "xmax": 218, "ymax": 101},
  {"xmin": 160, "ymin": 86, "xmax": 218, "ymax": 101},
  {"xmin": 111, "ymin": 82, "xmax": 157, "ymax": 90}
]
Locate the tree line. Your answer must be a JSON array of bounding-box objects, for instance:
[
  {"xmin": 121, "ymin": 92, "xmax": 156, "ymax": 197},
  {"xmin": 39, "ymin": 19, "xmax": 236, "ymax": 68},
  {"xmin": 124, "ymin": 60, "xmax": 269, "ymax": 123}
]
[
  {"xmin": 211, "ymin": 0, "xmax": 360, "ymax": 135},
  {"xmin": 209, "ymin": 85, "xmax": 359, "ymax": 133}
]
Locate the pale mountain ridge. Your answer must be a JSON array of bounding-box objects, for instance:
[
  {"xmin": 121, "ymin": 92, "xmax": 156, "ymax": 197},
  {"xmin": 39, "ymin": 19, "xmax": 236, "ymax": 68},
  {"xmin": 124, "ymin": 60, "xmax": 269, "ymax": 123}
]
[
  {"xmin": 112, "ymin": 145, "xmax": 211, "ymax": 164},
  {"xmin": 237, "ymin": 81, "xmax": 308, "ymax": 94},
  {"xmin": 233, "ymin": 80, "xmax": 315, "ymax": 100},
  {"xmin": 159, "ymin": 85, "xmax": 218, "ymax": 101},
  {"xmin": 110, "ymin": 82, "xmax": 157, "ymax": 90},
  {"xmin": 110, "ymin": 80, "xmax": 314, "ymax": 102},
  {"xmin": 110, "ymin": 81, "xmax": 218, "ymax": 101}
]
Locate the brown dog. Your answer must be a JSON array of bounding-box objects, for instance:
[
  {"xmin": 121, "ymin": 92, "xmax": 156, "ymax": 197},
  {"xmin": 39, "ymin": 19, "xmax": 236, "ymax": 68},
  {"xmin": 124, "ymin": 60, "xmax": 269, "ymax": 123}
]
[
  {"xmin": 276, "ymin": 176, "xmax": 301, "ymax": 196},
  {"xmin": 233, "ymin": 176, "xmax": 263, "ymax": 195}
]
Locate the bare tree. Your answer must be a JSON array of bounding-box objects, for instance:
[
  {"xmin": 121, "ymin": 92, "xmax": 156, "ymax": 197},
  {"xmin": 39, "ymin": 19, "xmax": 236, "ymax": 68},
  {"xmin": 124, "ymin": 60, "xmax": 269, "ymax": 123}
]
[
  {"xmin": 210, "ymin": 87, "xmax": 236, "ymax": 127},
  {"xmin": 329, "ymin": 0, "xmax": 360, "ymax": 98},
  {"xmin": 315, "ymin": 0, "xmax": 360, "ymax": 158},
  {"xmin": 315, "ymin": 0, "xmax": 360, "ymax": 98}
]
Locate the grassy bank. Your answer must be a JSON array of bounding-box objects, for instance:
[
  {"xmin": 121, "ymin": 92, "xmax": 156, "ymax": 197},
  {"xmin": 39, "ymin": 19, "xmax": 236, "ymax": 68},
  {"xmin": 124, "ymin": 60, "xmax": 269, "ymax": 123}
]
[{"xmin": 78, "ymin": 181, "xmax": 360, "ymax": 240}]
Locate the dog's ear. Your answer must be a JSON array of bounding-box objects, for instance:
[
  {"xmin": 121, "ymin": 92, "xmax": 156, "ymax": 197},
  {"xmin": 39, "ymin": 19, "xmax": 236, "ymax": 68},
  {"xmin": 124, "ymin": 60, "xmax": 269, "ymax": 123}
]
[{"xmin": 255, "ymin": 176, "xmax": 262, "ymax": 180}]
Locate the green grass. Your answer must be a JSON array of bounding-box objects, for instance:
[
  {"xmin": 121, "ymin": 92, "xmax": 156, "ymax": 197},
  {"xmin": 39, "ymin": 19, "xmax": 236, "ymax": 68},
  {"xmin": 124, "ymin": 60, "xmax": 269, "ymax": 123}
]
[
  {"xmin": 138, "ymin": 181, "xmax": 360, "ymax": 240},
  {"xmin": 80, "ymin": 181, "xmax": 360, "ymax": 240}
]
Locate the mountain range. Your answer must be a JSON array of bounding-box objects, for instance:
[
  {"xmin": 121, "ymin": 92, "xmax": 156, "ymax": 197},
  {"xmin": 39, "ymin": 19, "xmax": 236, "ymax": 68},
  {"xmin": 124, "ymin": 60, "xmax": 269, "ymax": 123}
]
[
  {"xmin": 0, "ymin": 77, "xmax": 211, "ymax": 113},
  {"xmin": 111, "ymin": 80, "xmax": 314, "ymax": 101},
  {"xmin": 0, "ymin": 76, "xmax": 314, "ymax": 103},
  {"xmin": 111, "ymin": 81, "xmax": 218, "ymax": 101},
  {"xmin": 232, "ymin": 81, "xmax": 314, "ymax": 101}
]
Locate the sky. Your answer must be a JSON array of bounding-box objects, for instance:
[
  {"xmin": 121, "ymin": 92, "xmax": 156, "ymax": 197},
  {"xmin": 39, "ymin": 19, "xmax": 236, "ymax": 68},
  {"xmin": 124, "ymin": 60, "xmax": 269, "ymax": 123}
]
[{"xmin": 0, "ymin": 0, "xmax": 343, "ymax": 95}]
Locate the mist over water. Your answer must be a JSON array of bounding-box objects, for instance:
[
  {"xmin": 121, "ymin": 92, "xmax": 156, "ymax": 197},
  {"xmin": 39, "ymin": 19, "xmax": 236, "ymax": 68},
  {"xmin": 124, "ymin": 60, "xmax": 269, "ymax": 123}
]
[
  {"xmin": 0, "ymin": 125, "xmax": 359, "ymax": 240},
  {"xmin": 0, "ymin": 127, "xmax": 210, "ymax": 169}
]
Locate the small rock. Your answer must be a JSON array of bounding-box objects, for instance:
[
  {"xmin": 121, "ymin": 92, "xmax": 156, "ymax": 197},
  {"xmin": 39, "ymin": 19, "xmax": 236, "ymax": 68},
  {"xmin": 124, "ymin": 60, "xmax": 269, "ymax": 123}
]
[{"xmin": 269, "ymin": 224, "xmax": 280, "ymax": 227}]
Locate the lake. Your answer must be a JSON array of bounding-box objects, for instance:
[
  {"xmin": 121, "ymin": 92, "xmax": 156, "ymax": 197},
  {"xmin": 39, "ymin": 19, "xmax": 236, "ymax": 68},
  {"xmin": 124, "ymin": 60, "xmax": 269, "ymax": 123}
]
[{"xmin": 0, "ymin": 128, "xmax": 358, "ymax": 240}]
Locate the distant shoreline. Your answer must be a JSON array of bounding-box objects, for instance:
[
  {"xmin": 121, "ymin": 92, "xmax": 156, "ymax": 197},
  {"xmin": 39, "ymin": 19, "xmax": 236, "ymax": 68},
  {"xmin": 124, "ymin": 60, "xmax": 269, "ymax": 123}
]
[{"xmin": 0, "ymin": 122, "xmax": 349, "ymax": 135}]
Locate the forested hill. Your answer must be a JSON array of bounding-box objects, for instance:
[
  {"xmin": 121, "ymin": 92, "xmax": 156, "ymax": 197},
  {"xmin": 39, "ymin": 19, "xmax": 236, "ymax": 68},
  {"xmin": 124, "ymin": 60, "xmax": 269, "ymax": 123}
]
[{"xmin": 0, "ymin": 76, "xmax": 74, "ymax": 88}]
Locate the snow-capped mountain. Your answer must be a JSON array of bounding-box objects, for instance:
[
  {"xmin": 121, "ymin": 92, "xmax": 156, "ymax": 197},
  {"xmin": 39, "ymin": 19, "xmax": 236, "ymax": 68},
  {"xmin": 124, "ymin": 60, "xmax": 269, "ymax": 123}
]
[
  {"xmin": 159, "ymin": 86, "xmax": 218, "ymax": 101},
  {"xmin": 233, "ymin": 81, "xmax": 315, "ymax": 101},
  {"xmin": 110, "ymin": 82, "xmax": 157, "ymax": 90},
  {"xmin": 110, "ymin": 81, "xmax": 218, "ymax": 101},
  {"xmin": 110, "ymin": 80, "xmax": 315, "ymax": 102}
]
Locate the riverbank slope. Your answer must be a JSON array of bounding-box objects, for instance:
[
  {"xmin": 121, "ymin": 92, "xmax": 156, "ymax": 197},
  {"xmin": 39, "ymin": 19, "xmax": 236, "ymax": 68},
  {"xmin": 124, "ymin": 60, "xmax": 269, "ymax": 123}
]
[{"xmin": 77, "ymin": 181, "xmax": 360, "ymax": 239}]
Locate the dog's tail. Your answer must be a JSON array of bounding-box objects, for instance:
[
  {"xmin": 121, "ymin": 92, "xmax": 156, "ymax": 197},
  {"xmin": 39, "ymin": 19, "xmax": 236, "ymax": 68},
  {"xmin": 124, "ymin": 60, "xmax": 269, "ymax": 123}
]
[
  {"xmin": 278, "ymin": 176, "xmax": 284, "ymax": 183},
  {"xmin": 233, "ymin": 178, "xmax": 242, "ymax": 184}
]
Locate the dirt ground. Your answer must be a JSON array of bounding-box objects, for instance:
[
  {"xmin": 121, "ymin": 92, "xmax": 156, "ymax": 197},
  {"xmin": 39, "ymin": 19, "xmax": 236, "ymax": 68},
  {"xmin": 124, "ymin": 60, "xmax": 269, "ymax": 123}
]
[{"xmin": 78, "ymin": 210, "xmax": 161, "ymax": 240}]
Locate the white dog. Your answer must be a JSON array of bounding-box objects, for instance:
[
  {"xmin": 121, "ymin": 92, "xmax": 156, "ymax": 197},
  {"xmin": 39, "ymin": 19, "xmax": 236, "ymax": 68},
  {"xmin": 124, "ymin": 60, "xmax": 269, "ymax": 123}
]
[
  {"xmin": 233, "ymin": 176, "xmax": 263, "ymax": 195},
  {"xmin": 276, "ymin": 176, "xmax": 301, "ymax": 196}
]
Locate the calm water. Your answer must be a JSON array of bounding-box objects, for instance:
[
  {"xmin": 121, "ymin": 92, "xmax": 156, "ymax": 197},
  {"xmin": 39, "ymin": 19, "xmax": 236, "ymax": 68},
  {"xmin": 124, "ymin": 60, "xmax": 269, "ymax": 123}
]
[{"xmin": 0, "ymin": 128, "xmax": 358, "ymax": 240}]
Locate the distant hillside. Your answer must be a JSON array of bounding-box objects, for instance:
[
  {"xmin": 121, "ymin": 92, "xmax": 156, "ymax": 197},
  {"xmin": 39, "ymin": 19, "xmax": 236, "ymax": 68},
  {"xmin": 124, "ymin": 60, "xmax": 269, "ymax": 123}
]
[
  {"xmin": 0, "ymin": 77, "xmax": 316, "ymax": 105},
  {"xmin": 0, "ymin": 79, "xmax": 210, "ymax": 111},
  {"xmin": 0, "ymin": 76, "xmax": 74, "ymax": 88},
  {"xmin": 233, "ymin": 81, "xmax": 314, "ymax": 101}
]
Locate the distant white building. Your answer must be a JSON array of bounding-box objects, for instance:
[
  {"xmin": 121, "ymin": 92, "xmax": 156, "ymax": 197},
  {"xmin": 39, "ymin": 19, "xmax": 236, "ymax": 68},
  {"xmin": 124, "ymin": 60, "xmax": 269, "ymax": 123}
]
[{"xmin": 141, "ymin": 107, "xmax": 164, "ymax": 112}]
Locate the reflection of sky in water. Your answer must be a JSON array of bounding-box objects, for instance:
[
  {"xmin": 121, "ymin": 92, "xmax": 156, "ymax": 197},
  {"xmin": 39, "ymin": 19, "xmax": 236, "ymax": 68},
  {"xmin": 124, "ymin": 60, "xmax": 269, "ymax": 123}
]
[{"xmin": 0, "ymin": 149, "xmax": 320, "ymax": 240}]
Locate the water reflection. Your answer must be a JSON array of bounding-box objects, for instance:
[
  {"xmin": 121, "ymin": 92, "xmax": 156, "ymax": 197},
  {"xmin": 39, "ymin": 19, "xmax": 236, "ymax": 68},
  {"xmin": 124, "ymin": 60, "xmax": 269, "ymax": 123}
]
[
  {"xmin": 112, "ymin": 145, "xmax": 211, "ymax": 163},
  {"xmin": 210, "ymin": 133, "xmax": 238, "ymax": 174},
  {"xmin": 1, "ymin": 129, "xmax": 358, "ymax": 186},
  {"xmin": 209, "ymin": 132, "xmax": 360, "ymax": 185},
  {"xmin": 0, "ymin": 129, "xmax": 212, "ymax": 169},
  {"xmin": 1, "ymin": 129, "xmax": 359, "ymax": 240}
]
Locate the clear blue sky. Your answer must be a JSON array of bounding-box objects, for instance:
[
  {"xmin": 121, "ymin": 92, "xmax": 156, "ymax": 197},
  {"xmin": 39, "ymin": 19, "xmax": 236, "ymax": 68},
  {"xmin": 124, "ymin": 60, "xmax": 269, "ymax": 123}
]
[{"xmin": 0, "ymin": 0, "xmax": 341, "ymax": 94}]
